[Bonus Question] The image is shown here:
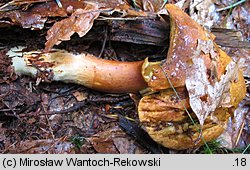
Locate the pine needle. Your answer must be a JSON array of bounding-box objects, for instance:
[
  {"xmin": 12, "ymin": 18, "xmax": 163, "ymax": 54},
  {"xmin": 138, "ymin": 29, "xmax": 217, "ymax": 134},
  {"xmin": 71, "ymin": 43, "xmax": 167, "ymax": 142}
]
[
  {"xmin": 55, "ymin": 0, "xmax": 62, "ymax": 8},
  {"xmin": 217, "ymin": 0, "xmax": 246, "ymax": 12},
  {"xmin": 242, "ymin": 144, "xmax": 250, "ymax": 154}
]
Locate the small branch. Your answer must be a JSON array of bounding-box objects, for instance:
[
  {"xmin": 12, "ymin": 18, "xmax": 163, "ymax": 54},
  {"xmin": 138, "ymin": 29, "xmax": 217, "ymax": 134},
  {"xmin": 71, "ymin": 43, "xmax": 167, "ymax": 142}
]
[
  {"xmin": 19, "ymin": 101, "xmax": 86, "ymax": 118},
  {"xmin": 97, "ymin": 26, "xmax": 108, "ymax": 58},
  {"xmin": 87, "ymin": 94, "xmax": 130, "ymax": 104}
]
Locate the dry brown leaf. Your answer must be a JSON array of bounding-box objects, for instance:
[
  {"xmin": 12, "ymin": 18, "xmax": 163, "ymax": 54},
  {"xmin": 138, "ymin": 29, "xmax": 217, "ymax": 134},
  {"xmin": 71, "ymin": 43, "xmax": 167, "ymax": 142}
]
[
  {"xmin": 7, "ymin": 139, "xmax": 75, "ymax": 154},
  {"xmin": 0, "ymin": 0, "xmax": 70, "ymax": 29},
  {"xmin": 88, "ymin": 126, "xmax": 144, "ymax": 153},
  {"xmin": 45, "ymin": 3, "xmax": 100, "ymax": 51},
  {"xmin": 0, "ymin": 49, "xmax": 17, "ymax": 83},
  {"xmin": 0, "ymin": 0, "xmax": 52, "ymax": 9},
  {"xmin": 72, "ymin": 91, "xmax": 88, "ymax": 102},
  {"xmin": 0, "ymin": 123, "xmax": 7, "ymax": 152},
  {"xmin": 132, "ymin": 0, "xmax": 166, "ymax": 12},
  {"xmin": 0, "ymin": 81, "xmax": 40, "ymax": 111}
]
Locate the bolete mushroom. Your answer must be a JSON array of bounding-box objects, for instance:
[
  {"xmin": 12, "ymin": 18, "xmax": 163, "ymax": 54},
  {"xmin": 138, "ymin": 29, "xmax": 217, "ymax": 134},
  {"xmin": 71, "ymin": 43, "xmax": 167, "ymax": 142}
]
[
  {"xmin": 138, "ymin": 4, "xmax": 246, "ymax": 150},
  {"xmin": 6, "ymin": 4, "xmax": 246, "ymax": 150}
]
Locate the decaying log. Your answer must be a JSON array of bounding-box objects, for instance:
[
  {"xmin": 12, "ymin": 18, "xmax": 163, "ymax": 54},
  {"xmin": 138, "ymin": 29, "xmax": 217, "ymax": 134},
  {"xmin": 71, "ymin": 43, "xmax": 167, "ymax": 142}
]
[
  {"xmin": 0, "ymin": 19, "xmax": 248, "ymax": 49},
  {"xmin": 212, "ymin": 28, "xmax": 250, "ymax": 49},
  {"xmin": 82, "ymin": 18, "xmax": 170, "ymax": 46}
]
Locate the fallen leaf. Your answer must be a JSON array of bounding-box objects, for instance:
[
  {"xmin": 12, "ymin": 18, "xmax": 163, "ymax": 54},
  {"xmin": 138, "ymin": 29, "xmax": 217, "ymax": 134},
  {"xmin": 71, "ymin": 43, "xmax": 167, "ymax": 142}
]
[
  {"xmin": 219, "ymin": 100, "xmax": 249, "ymax": 149},
  {"xmin": 113, "ymin": 137, "xmax": 137, "ymax": 154},
  {"xmin": 0, "ymin": 49, "xmax": 17, "ymax": 83},
  {"xmin": 45, "ymin": 3, "xmax": 100, "ymax": 51},
  {"xmin": 185, "ymin": 39, "xmax": 243, "ymax": 126},
  {"xmin": 88, "ymin": 126, "xmax": 143, "ymax": 153},
  {"xmin": 189, "ymin": 0, "xmax": 220, "ymax": 29},
  {"xmin": 0, "ymin": 123, "xmax": 7, "ymax": 152},
  {"xmin": 229, "ymin": 48, "xmax": 250, "ymax": 77},
  {"xmin": 72, "ymin": 91, "xmax": 88, "ymax": 102},
  {"xmin": 7, "ymin": 139, "xmax": 75, "ymax": 154},
  {"xmin": 0, "ymin": 0, "xmax": 68, "ymax": 29},
  {"xmin": 132, "ymin": 0, "xmax": 167, "ymax": 12},
  {"xmin": 0, "ymin": 81, "xmax": 40, "ymax": 114}
]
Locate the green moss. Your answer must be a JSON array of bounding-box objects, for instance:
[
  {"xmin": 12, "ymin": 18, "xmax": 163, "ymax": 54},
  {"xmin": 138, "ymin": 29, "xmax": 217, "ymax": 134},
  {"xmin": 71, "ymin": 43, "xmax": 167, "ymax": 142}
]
[
  {"xmin": 70, "ymin": 134, "xmax": 86, "ymax": 150},
  {"xmin": 198, "ymin": 140, "xmax": 248, "ymax": 154}
]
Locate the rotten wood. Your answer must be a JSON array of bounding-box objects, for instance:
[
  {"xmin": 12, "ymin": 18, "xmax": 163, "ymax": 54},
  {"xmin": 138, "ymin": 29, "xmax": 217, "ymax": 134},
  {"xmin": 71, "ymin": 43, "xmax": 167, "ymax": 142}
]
[
  {"xmin": 75, "ymin": 18, "xmax": 170, "ymax": 46},
  {"xmin": 212, "ymin": 28, "xmax": 250, "ymax": 49},
  {"xmin": 0, "ymin": 19, "xmax": 248, "ymax": 49}
]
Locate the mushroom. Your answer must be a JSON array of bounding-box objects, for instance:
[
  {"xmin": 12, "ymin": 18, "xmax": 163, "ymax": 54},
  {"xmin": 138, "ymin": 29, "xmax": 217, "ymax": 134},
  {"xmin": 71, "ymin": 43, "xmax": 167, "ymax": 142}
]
[
  {"xmin": 138, "ymin": 4, "xmax": 246, "ymax": 150},
  {"xmin": 6, "ymin": 4, "xmax": 246, "ymax": 150}
]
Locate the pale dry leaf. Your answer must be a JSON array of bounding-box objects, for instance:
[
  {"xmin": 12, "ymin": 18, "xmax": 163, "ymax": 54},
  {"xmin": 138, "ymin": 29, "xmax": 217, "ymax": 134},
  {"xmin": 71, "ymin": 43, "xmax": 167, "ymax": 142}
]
[
  {"xmin": 175, "ymin": 0, "xmax": 188, "ymax": 10},
  {"xmin": 45, "ymin": 3, "xmax": 100, "ymax": 51},
  {"xmin": 230, "ymin": 49, "xmax": 250, "ymax": 77},
  {"xmin": 85, "ymin": 0, "xmax": 128, "ymax": 8},
  {"xmin": 72, "ymin": 91, "xmax": 88, "ymax": 102},
  {"xmin": 87, "ymin": 126, "xmax": 125, "ymax": 153},
  {"xmin": 219, "ymin": 100, "xmax": 249, "ymax": 149},
  {"xmin": 189, "ymin": 0, "xmax": 220, "ymax": 29},
  {"xmin": 133, "ymin": 0, "xmax": 166, "ymax": 12},
  {"xmin": 185, "ymin": 39, "xmax": 241, "ymax": 126},
  {"xmin": 7, "ymin": 139, "xmax": 74, "ymax": 154}
]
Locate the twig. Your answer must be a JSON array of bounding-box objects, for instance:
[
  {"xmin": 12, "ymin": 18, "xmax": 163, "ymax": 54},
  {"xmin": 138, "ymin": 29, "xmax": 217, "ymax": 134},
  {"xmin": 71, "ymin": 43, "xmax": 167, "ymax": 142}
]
[
  {"xmin": 1, "ymin": 100, "xmax": 18, "ymax": 118},
  {"xmin": 46, "ymin": 101, "xmax": 86, "ymax": 115},
  {"xmin": 41, "ymin": 136, "xmax": 66, "ymax": 154},
  {"xmin": 162, "ymin": 0, "xmax": 168, "ymax": 9},
  {"xmin": 45, "ymin": 114, "xmax": 55, "ymax": 140},
  {"xmin": 88, "ymin": 94, "xmax": 130, "ymax": 104},
  {"xmin": 97, "ymin": 26, "xmax": 108, "ymax": 58},
  {"xmin": 96, "ymin": 16, "xmax": 154, "ymax": 21},
  {"xmin": 88, "ymin": 113, "xmax": 96, "ymax": 132},
  {"xmin": 131, "ymin": 0, "xmax": 140, "ymax": 9},
  {"xmin": 217, "ymin": 0, "xmax": 246, "ymax": 12},
  {"xmin": 19, "ymin": 101, "xmax": 86, "ymax": 118},
  {"xmin": 235, "ymin": 121, "xmax": 245, "ymax": 147},
  {"xmin": 0, "ymin": 108, "xmax": 20, "ymax": 112},
  {"xmin": 1, "ymin": 141, "xmax": 18, "ymax": 154},
  {"xmin": 0, "ymin": 0, "xmax": 52, "ymax": 11}
]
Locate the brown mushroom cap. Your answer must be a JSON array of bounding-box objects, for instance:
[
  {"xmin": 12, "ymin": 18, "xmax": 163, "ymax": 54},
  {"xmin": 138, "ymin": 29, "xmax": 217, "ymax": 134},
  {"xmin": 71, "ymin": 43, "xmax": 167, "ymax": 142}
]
[{"xmin": 142, "ymin": 4, "xmax": 245, "ymax": 98}]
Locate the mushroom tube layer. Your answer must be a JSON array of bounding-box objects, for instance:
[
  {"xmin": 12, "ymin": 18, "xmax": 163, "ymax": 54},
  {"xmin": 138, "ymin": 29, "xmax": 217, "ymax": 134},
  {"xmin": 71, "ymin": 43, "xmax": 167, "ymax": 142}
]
[{"xmin": 8, "ymin": 47, "xmax": 147, "ymax": 93}]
